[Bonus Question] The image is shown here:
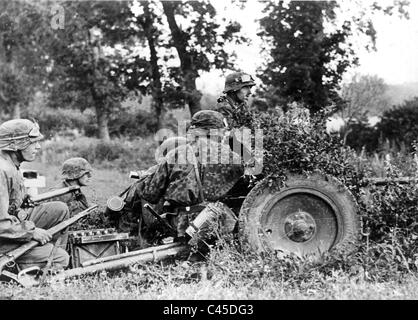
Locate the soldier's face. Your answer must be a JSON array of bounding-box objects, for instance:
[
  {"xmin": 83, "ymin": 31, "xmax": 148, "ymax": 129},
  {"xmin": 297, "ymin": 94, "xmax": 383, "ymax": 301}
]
[
  {"xmin": 21, "ymin": 141, "xmax": 41, "ymax": 162},
  {"xmin": 236, "ymin": 86, "xmax": 252, "ymax": 103},
  {"xmin": 78, "ymin": 172, "xmax": 92, "ymax": 186}
]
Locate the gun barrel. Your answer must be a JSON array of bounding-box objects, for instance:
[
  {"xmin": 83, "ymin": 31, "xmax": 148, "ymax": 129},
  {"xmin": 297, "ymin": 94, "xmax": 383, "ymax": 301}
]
[
  {"xmin": 31, "ymin": 186, "xmax": 81, "ymax": 203},
  {"xmin": 0, "ymin": 204, "xmax": 98, "ymax": 273},
  {"xmin": 81, "ymin": 242, "xmax": 183, "ymax": 267}
]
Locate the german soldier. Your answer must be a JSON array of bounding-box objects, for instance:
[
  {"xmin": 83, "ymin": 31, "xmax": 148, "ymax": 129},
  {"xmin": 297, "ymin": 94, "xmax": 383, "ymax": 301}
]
[
  {"xmin": 0, "ymin": 119, "xmax": 70, "ymax": 269},
  {"xmin": 108, "ymin": 111, "xmax": 245, "ymax": 249},
  {"xmin": 51, "ymin": 157, "xmax": 92, "ymax": 217},
  {"xmin": 215, "ymin": 71, "xmax": 256, "ymax": 129}
]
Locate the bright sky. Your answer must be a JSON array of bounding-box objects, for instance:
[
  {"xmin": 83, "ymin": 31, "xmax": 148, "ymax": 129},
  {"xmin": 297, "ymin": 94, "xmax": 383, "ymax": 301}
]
[{"xmin": 197, "ymin": 0, "xmax": 418, "ymax": 94}]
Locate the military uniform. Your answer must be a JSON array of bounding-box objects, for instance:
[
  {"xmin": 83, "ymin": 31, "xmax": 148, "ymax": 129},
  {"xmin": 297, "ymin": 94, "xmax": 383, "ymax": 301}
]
[
  {"xmin": 50, "ymin": 181, "xmax": 89, "ymax": 217},
  {"xmin": 0, "ymin": 152, "xmax": 69, "ymax": 269},
  {"xmin": 0, "ymin": 119, "xmax": 69, "ymax": 269},
  {"xmin": 214, "ymin": 72, "xmax": 256, "ymax": 130},
  {"xmin": 109, "ymin": 111, "xmax": 245, "ymax": 244},
  {"xmin": 49, "ymin": 157, "xmax": 92, "ymax": 217}
]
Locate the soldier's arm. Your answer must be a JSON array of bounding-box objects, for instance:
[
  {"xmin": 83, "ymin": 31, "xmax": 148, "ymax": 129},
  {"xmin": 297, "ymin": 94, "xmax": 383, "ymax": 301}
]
[
  {"xmin": 134, "ymin": 161, "xmax": 172, "ymax": 205},
  {"xmin": 0, "ymin": 171, "xmax": 35, "ymax": 242}
]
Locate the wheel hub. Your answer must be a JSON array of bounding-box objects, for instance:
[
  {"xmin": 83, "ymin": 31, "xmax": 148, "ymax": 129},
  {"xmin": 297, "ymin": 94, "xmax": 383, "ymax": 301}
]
[{"xmin": 284, "ymin": 210, "xmax": 316, "ymax": 242}]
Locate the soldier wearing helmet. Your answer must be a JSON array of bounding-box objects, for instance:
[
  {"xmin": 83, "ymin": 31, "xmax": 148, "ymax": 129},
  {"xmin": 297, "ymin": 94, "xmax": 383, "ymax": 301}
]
[
  {"xmin": 214, "ymin": 72, "xmax": 257, "ymax": 174},
  {"xmin": 50, "ymin": 157, "xmax": 93, "ymax": 217},
  {"xmin": 0, "ymin": 119, "xmax": 70, "ymax": 270},
  {"xmin": 215, "ymin": 72, "xmax": 256, "ymax": 129},
  {"xmin": 107, "ymin": 111, "xmax": 245, "ymax": 255}
]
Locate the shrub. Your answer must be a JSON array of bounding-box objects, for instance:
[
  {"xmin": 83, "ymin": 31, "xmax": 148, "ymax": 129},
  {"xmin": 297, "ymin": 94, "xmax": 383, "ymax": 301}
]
[
  {"xmin": 230, "ymin": 103, "xmax": 418, "ymax": 281},
  {"xmin": 376, "ymin": 97, "xmax": 418, "ymax": 152},
  {"xmin": 39, "ymin": 136, "xmax": 158, "ymax": 170},
  {"xmin": 108, "ymin": 109, "xmax": 159, "ymax": 138},
  {"xmin": 24, "ymin": 107, "xmax": 92, "ymax": 139},
  {"xmin": 343, "ymin": 120, "xmax": 379, "ymax": 153}
]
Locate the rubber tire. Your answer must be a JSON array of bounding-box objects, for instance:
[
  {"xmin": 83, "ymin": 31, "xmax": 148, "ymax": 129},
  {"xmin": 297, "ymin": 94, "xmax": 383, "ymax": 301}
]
[{"xmin": 238, "ymin": 173, "xmax": 360, "ymax": 257}]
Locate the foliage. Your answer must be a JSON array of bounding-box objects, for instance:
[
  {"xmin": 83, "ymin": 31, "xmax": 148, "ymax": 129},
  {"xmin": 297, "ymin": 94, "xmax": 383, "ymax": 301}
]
[
  {"xmin": 375, "ymin": 97, "xmax": 418, "ymax": 152},
  {"xmin": 232, "ymin": 103, "xmax": 418, "ymax": 281},
  {"xmin": 342, "ymin": 120, "xmax": 379, "ymax": 153},
  {"xmin": 258, "ymin": 1, "xmax": 351, "ymax": 112},
  {"xmin": 45, "ymin": 1, "xmax": 143, "ymax": 140},
  {"xmin": 244, "ymin": 104, "xmax": 365, "ymax": 194},
  {"xmin": 39, "ymin": 136, "xmax": 157, "ymax": 171},
  {"xmin": 342, "ymin": 97, "xmax": 418, "ymax": 153},
  {"xmin": 23, "ymin": 106, "xmax": 92, "ymax": 139},
  {"xmin": 257, "ymin": 0, "xmax": 409, "ymax": 113},
  {"xmin": 0, "ymin": 1, "xmax": 52, "ymax": 117},
  {"xmin": 159, "ymin": 0, "xmax": 247, "ymax": 115},
  {"xmin": 340, "ymin": 74, "xmax": 391, "ymax": 119}
]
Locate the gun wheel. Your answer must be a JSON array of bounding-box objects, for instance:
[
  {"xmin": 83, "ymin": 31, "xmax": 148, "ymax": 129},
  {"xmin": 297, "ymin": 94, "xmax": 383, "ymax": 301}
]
[{"xmin": 238, "ymin": 173, "xmax": 360, "ymax": 258}]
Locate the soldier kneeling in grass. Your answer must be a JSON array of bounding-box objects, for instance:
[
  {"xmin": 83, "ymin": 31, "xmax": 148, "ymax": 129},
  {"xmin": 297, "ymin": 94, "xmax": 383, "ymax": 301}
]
[
  {"xmin": 106, "ymin": 110, "xmax": 253, "ymax": 260},
  {"xmin": 0, "ymin": 119, "xmax": 70, "ymax": 270}
]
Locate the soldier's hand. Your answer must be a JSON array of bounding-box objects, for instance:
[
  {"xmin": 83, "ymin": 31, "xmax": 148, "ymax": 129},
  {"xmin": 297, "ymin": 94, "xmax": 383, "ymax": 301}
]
[
  {"xmin": 32, "ymin": 228, "xmax": 52, "ymax": 245},
  {"xmin": 22, "ymin": 195, "xmax": 35, "ymax": 208}
]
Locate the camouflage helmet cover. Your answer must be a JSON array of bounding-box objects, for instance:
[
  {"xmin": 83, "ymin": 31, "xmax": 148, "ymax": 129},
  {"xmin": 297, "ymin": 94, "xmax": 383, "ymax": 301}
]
[
  {"xmin": 156, "ymin": 136, "xmax": 188, "ymax": 162},
  {"xmin": 224, "ymin": 72, "xmax": 256, "ymax": 93},
  {"xmin": 62, "ymin": 157, "xmax": 93, "ymax": 180},
  {"xmin": 189, "ymin": 110, "xmax": 226, "ymax": 131},
  {"xmin": 0, "ymin": 119, "xmax": 44, "ymax": 151}
]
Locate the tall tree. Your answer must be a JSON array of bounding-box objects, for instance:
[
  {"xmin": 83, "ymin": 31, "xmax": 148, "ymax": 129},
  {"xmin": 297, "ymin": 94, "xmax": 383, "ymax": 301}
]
[
  {"xmin": 133, "ymin": 1, "xmax": 165, "ymax": 129},
  {"xmin": 161, "ymin": 0, "xmax": 245, "ymax": 115},
  {"xmin": 340, "ymin": 74, "xmax": 391, "ymax": 120},
  {"xmin": 0, "ymin": 1, "xmax": 51, "ymax": 119},
  {"xmin": 257, "ymin": 0, "xmax": 409, "ymax": 113},
  {"xmin": 47, "ymin": 1, "xmax": 141, "ymax": 140}
]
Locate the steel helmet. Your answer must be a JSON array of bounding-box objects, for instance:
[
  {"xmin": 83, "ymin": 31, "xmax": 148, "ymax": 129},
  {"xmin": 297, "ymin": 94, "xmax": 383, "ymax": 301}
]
[
  {"xmin": 189, "ymin": 110, "xmax": 226, "ymax": 131},
  {"xmin": 0, "ymin": 119, "xmax": 44, "ymax": 151},
  {"xmin": 155, "ymin": 136, "xmax": 188, "ymax": 162},
  {"xmin": 62, "ymin": 157, "xmax": 93, "ymax": 180},
  {"xmin": 223, "ymin": 72, "xmax": 256, "ymax": 93}
]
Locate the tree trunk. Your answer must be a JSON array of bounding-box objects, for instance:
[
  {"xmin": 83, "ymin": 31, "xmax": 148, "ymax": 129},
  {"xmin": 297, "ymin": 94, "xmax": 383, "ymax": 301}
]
[
  {"xmin": 96, "ymin": 108, "xmax": 110, "ymax": 141},
  {"xmin": 139, "ymin": 3, "xmax": 164, "ymax": 130},
  {"xmin": 162, "ymin": 1, "xmax": 202, "ymax": 116},
  {"xmin": 13, "ymin": 103, "xmax": 21, "ymax": 119}
]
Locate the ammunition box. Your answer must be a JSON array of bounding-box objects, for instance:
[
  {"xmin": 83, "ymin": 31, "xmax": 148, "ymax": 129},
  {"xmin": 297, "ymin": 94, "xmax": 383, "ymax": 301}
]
[{"xmin": 68, "ymin": 228, "xmax": 130, "ymax": 268}]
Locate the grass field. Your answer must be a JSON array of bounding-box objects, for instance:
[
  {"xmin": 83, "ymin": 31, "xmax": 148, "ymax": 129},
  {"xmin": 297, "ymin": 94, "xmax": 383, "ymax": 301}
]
[{"xmin": 2, "ymin": 161, "xmax": 418, "ymax": 300}]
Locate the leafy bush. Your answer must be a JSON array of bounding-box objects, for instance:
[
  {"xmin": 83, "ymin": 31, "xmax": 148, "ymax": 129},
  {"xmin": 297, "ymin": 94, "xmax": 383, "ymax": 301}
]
[
  {"xmin": 108, "ymin": 109, "xmax": 159, "ymax": 138},
  {"xmin": 24, "ymin": 107, "xmax": 92, "ymax": 139},
  {"xmin": 343, "ymin": 97, "xmax": 418, "ymax": 154},
  {"xmin": 343, "ymin": 120, "xmax": 379, "ymax": 153},
  {"xmin": 236, "ymin": 104, "xmax": 365, "ymax": 194},
  {"xmin": 376, "ymin": 97, "xmax": 418, "ymax": 152},
  {"xmin": 229, "ymin": 104, "xmax": 418, "ymax": 282},
  {"xmin": 39, "ymin": 136, "xmax": 158, "ymax": 170}
]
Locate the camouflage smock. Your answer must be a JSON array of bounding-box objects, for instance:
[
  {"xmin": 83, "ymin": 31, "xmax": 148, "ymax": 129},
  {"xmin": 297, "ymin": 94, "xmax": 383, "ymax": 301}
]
[
  {"xmin": 125, "ymin": 137, "xmax": 244, "ymax": 208},
  {"xmin": 0, "ymin": 151, "xmax": 35, "ymax": 243},
  {"xmin": 215, "ymin": 95, "xmax": 255, "ymax": 130}
]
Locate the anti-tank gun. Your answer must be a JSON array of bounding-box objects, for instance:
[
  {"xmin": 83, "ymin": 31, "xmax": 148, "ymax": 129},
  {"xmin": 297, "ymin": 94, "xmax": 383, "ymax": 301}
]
[{"xmin": 39, "ymin": 170, "xmax": 418, "ymax": 283}]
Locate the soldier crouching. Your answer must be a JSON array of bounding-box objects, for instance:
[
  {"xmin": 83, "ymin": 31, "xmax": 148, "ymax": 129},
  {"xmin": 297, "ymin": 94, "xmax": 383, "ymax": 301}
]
[
  {"xmin": 0, "ymin": 119, "xmax": 70, "ymax": 270},
  {"xmin": 106, "ymin": 111, "xmax": 248, "ymax": 258}
]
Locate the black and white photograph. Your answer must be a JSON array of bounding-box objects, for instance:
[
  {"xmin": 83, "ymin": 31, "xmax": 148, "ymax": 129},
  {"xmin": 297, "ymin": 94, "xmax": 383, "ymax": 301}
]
[{"xmin": 1, "ymin": 0, "xmax": 418, "ymax": 304}]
